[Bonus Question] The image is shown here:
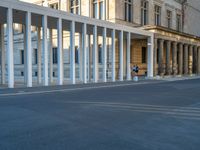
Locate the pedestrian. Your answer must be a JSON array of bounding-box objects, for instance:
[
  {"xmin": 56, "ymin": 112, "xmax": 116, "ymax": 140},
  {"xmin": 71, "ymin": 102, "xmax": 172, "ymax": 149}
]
[{"xmin": 135, "ymin": 64, "xmax": 139, "ymax": 75}]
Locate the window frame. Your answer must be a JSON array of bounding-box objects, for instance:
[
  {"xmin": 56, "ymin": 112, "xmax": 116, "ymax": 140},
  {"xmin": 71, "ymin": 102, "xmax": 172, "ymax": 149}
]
[
  {"xmin": 166, "ymin": 10, "xmax": 172, "ymax": 29},
  {"xmin": 124, "ymin": 0, "xmax": 132, "ymax": 22},
  {"xmin": 141, "ymin": 0, "xmax": 149, "ymax": 25},
  {"xmin": 154, "ymin": 5, "xmax": 161, "ymax": 26},
  {"xmin": 70, "ymin": 0, "xmax": 80, "ymax": 15},
  {"xmin": 176, "ymin": 14, "xmax": 182, "ymax": 32}
]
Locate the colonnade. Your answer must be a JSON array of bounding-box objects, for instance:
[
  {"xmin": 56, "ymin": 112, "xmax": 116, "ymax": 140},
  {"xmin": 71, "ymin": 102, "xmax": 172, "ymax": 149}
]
[
  {"xmin": 0, "ymin": 2, "xmax": 153, "ymax": 88},
  {"xmin": 154, "ymin": 39, "xmax": 200, "ymax": 76}
]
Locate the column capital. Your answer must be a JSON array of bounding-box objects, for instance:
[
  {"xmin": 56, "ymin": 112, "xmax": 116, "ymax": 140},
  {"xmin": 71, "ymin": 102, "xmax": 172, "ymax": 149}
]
[
  {"xmin": 172, "ymin": 41, "xmax": 177, "ymax": 45},
  {"xmin": 158, "ymin": 39, "xmax": 164, "ymax": 43}
]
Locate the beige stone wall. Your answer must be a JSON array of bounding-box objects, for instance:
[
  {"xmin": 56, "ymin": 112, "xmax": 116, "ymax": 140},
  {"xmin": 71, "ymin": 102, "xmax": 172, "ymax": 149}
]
[{"xmin": 131, "ymin": 39, "xmax": 147, "ymax": 75}]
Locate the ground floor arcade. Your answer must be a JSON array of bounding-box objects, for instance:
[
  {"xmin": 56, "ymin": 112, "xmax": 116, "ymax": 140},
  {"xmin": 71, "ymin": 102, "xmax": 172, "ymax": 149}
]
[{"xmin": 0, "ymin": 0, "xmax": 154, "ymax": 88}]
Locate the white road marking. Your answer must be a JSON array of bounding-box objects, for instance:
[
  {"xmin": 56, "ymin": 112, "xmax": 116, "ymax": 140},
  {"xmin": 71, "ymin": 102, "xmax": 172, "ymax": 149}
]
[{"xmin": 64, "ymin": 101, "xmax": 200, "ymax": 120}]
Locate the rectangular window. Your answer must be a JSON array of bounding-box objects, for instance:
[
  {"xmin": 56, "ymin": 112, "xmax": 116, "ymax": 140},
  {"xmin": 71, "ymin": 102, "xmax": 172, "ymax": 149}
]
[
  {"xmin": 125, "ymin": 0, "xmax": 132, "ymax": 22},
  {"xmin": 141, "ymin": 0, "xmax": 148, "ymax": 25},
  {"xmin": 166, "ymin": 10, "xmax": 172, "ymax": 28},
  {"xmin": 34, "ymin": 49, "xmax": 37, "ymax": 64},
  {"xmin": 154, "ymin": 5, "xmax": 161, "ymax": 26},
  {"xmin": 176, "ymin": 14, "xmax": 182, "ymax": 31},
  {"xmin": 99, "ymin": 1, "xmax": 104, "ymax": 20},
  {"xmin": 70, "ymin": 0, "xmax": 80, "ymax": 15},
  {"xmin": 93, "ymin": 0, "xmax": 104, "ymax": 20},
  {"xmin": 75, "ymin": 46, "xmax": 79, "ymax": 63},
  {"xmin": 21, "ymin": 50, "xmax": 24, "ymax": 64},
  {"xmin": 53, "ymin": 48, "xmax": 58, "ymax": 64},
  {"xmin": 142, "ymin": 47, "xmax": 147, "ymax": 64},
  {"xmin": 98, "ymin": 45, "xmax": 103, "ymax": 63}
]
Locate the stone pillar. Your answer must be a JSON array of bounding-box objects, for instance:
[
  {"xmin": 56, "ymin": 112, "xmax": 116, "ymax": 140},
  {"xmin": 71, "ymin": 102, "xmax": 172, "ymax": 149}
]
[
  {"xmin": 193, "ymin": 46, "xmax": 198, "ymax": 74},
  {"xmin": 23, "ymin": 25, "xmax": 27, "ymax": 84},
  {"xmin": 183, "ymin": 44, "xmax": 188, "ymax": 75},
  {"xmin": 93, "ymin": 25, "xmax": 98, "ymax": 83},
  {"xmin": 0, "ymin": 24, "xmax": 5, "ymax": 84},
  {"xmin": 88, "ymin": 35, "xmax": 92, "ymax": 81},
  {"xmin": 42, "ymin": 15, "xmax": 48, "ymax": 86},
  {"xmin": 188, "ymin": 45, "xmax": 193, "ymax": 75},
  {"xmin": 119, "ymin": 30, "xmax": 123, "ymax": 81},
  {"xmin": 37, "ymin": 27, "xmax": 42, "ymax": 84},
  {"xmin": 172, "ymin": 42, "xmax": 177, "ymax": 75},
  {"xmin": 102, "ymin": 27, "xmax": 107, "ymax": 82},
  {"xmin": 82, "ymin": 23, "xmax": 87, "ymax": 84},
  {"xmin": 178, "ymin": 43, "xmax": 183, "ymax": 75},
  {"xmin": 158, "ymin": 39, "xmax": 164, "ymax": 76},
  {"xmin": 79, "ymin": 33, "xmax": 83, "ymax": 81},
  {"xmin": 147, "ymin": 36, "xmax": 154, "ymax": 78},
  {"xmin": 57, "ymin": 18, "xmax": 63, "ymax": 85},
  {"xmin": 111, "ymin": 29, "xmax": 116, "ymax": 82},
  {"xmin": 166, "ymin": 40, "xmax": 171, "ymax": 75},
  {"xmin": 70, "ymin": 21, "xmax": 75, "ymax": 84},
  {"xmin": 153, "ymin": 38, "xmax": 158, "ymax": 76},
  {"xmin": 25, "ymin": 11, "xmax": 32, "ymax": 87},
  {"xmin": 126, "ymin": 32, "xmax": 131, "ymax": 80},
  {"xmin": 49, "ymin": 29, "xmax": 53, "ymax": 84},
  {"xmin": 197, "ymin": 47, "xmax": 200, "ymax": 74},
  {"xmin": 7, "ymin": 8, "xmax": 14, "ymax": 88}
]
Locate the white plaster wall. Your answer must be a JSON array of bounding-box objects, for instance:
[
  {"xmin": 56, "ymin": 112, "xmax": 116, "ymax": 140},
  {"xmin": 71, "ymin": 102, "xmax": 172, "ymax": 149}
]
[{"xmin": 184, "ymin": 0, "xmax": 200, "ymax": 36}]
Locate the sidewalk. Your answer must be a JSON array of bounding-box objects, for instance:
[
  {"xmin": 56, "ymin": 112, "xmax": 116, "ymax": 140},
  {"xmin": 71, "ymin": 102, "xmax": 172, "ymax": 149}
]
[
  {"xmin": 0, "ymin": 79, "xmax": 160, "ymax": 96},
  {"xmin": 153, "ymin": 75, "xmax": 200, "ymax": 81}
]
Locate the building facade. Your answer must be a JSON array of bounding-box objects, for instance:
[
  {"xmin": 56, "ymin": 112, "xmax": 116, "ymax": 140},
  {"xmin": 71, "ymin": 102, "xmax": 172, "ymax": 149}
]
[{"xmin": 0, "ymin": 0, "xmax": 200, "ymax": 88}]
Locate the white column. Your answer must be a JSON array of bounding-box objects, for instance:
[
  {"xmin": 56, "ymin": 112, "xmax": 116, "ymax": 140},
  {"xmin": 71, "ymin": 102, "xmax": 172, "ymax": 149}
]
[
  {"xmin": 49, "ymin": 29, "xmax": 53, "ymax": 83},
  {"xmin": 26, "ymin": 11, "xmax": 32, "ymax": 87},
  {"xmin": 119, "ymin": 30, "xmax": 123, "ymax": 81},
  {"xmin": 103, "ymin": 0, "xmax": 106, "ymax": 20},
  {"xmin": 42, "ymin": 15, "xmax": 48, "ymax": 86},
  {"xmin": 37, "ymin": 27, "xmax": 42, "ymax": 84},
  {"xmin": 23, "ymin": 25, "xmax": 27, "ymax": 84},
  {"xmin": 147, "ymin": 36, "xmax": 154, "ymax": 78},
  {"xmin": 70, "ymin": 21, "xmax": 75, "ymax": 84},
  {"xmin": 7, "ymin": 8, "xmax": 14, "ymax": 88},
  {"xmin": 126, "ymin": 32, "xmax": 131, "ymax": 80},
  {"xmin": 82, "ymin": 23, "xmax": 87, "ymax": 83},
  {"xmin": 0, "ymin": 24, "xmax": 5, "ymax": 84},
  {"xmin": 102, "ymin": 27, "xmax": 107, "ymax": 82},
  {"xmin": 57, "ymin": 18, "xmax": 63, "ymax": 85},
  {"xmin": 111, "ymin": 29, "xmax": 116, "ymax": 82},
  {"xmin": 93, "ymin": 25, "xmax": 98, "ymax": 82},
  {"xmin": 79, "ymin": 33, "xmax": 83, "ymax": 81}
]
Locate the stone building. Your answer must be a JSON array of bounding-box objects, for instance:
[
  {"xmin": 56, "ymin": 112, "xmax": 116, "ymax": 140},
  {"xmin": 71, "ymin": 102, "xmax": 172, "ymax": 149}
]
[{"xmin": 0, "ymin": 0, "xmax": 200, "ymax": 88}]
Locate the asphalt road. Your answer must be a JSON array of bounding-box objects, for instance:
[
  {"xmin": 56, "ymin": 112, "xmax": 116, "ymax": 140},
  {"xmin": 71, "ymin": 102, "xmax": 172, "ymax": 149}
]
[{"xmin": 0, "ymin": 79, "xmax": 200, "ymax": 150}]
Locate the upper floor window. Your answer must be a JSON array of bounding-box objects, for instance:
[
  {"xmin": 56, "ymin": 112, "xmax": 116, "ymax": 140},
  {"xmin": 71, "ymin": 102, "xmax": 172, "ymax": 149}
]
[
  {"xmin": 92, "ymin": 0, "xmax": 105, "ymax": 20},
  {"xmin": 176, "ymin": 14, "xmax": 182, "ymax": 31},
  {"xmin": 154, "ymin": 5, "xmax": 161, "ymax": 26},
  {"xmin": 50, "ymin": 3, "xmax": 59, "ymax": 9},
  {"xmin": 141, "ymin": 0, "xmax": 148, "ymax": 25},
  {"xmin": 70, "ymin": 0, "xmax": 80, "ymax": 14},
  {"xmin": 125, "ymin": 0, "xmax": 132, "ymax": 22},
  {"xmin": 166, "ymin": 10, "xmax": 172, "ymax": 28}
]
